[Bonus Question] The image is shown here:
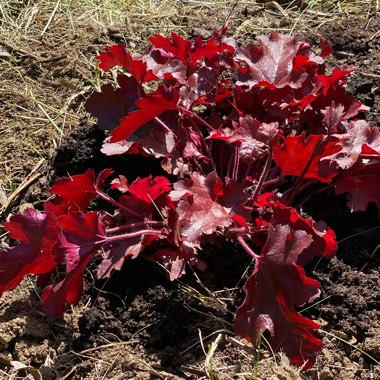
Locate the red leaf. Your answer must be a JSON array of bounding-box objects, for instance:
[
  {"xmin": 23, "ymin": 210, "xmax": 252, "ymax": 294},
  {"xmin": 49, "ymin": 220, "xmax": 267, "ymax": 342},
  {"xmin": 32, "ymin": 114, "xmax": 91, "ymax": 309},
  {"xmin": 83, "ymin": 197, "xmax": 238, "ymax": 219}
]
[
  {"xmin": 209, "ymin": 118, "xmax": 275, "ymax": 147},
  {"xmin": 41, "ymin": 212, "xmax": 106, "ymax": 317},
  {"xmin": 85, "ymin": 75, "xmax": 142, "ymax": 130},
  {"xmin": 218, "ymin": 181, "xmax": 251, "ymax": 220},
  {"xmin": 110, "ymin": 87, "xmax": 179, "ymax": 142},
  {"xmin": 316, "ymin": 66, "xmax": 356, "ymax": 94},
  {"xmin": 206, "ymin": 172, "xmax": 224, "ymax": 201},
  {"xmin": 127, "ymin": 176, "xmax": 171, "ymax": 204},
  {"xmin": 273, "ymin": 134, "xmax": 340, "ymax": 183},
  {"xmin": 170, "ymin": 172, "xmax": 232, "ymax": 243},
  {"xmin": 234, "ymin": 33, "xmax": 317, "ymax": 90},
  {"xmin": 101, "ymin": 110, "xmax": 179, "ymax": 159},
  {"xmin": 271, "ymin": 201, "xmax": 337, "ymax": 265},
  {"xmin": 49, "ymin": 169, "xmax": 96, "ymax": 211},
  {"xmin": 180, "ymin": 66, "xmax": 218, "ymax": 108},
  {"xmin": 233, "ymin": 86, "xmax": 301, "ymax": 125},
  {"xmin": 97, "ymin": 44, "xmax": 155, "ymax": 82},
  {"xmin": 232, "ymin": 215, "xmax": 249, "ymax": 232},
  {"xmin": 151, "ymin": 242, "xmax": 205, "ymax": 281},
  {"xmin": 111, "ymin": 175, "xmax": 129, "ymax": 192},
  {"xmin": 0, "ymin": 208, "xmax": 58, "ymax": 295},
  {"xmin": 323, "ymin": 120, "xmax": 380, "ymax": 169},
  {"xmin": 321, "ymin": 101, "xmax": 346, "ymax": 131},
  {"xmin": 145, "ymin": 50, "xmax": 187, "ymax": 83},
  {"xmin": 361, "ymin": 124, "xmax": 380, "ymax": 156},
  {"xmin": 190, "ymin": 36, "xmax": 235, "ymax": 64},
  {"xmin": 319, "ymin": 39, "xmax": 333, "ymax": 58},
  {"xmin": 235, "ymin": 224, "xmax": 322, "ymax": 369},
  {"xmin": 149, "ymin": 32, "xmax": 191, "ymax": 64},
  {"xmin": 299, "ymin": 86, "xmax": 369, "ymax": 134},
  {"xmin": 98, "ymin": 234, "xmax": 158, "ymax": 279},
  {"xmin": 96, "ymin": 169, "xmax": 114, "ymax": 191},
  {"xmin": 335, "ymin": 160, "xmax": 380, "ymax": 211}
]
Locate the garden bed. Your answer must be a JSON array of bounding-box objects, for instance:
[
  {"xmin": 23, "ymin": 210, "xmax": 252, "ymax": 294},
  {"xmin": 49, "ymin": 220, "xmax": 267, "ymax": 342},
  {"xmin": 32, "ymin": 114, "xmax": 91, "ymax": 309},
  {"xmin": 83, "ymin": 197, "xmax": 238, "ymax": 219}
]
[{"xmin": 0, "ymin": 2, "xmax": 379, "ymax": 379}]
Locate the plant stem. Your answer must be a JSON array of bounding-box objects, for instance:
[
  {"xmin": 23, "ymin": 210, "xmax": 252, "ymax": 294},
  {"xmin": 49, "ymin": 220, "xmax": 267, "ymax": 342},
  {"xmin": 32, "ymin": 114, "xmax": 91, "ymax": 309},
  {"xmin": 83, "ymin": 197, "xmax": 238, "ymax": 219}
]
[
  {"xmin": 187, "ymin": 115, "xmax": 216, "ymax": 173},
  {"xmin": 155, "ymin": 116, "xmax": 176, "ymax": 137},
  {"xmin": 261, "ymin": 176, "xmax": 283, "ymax": 190},
  {"xmin": 106, "ymin": 221, "xmax": 165, "ymax": 234},
  {"xmin": 227, "ymin": 149, "xmax": 235, "ymax": 179},
  {"xmin": 243, "ymin": 160, "xmax": 254, "ymax": 186},
  {"xmin": 102, "ymin": 229, "xmax": 165, "ymax": 243},
  {"xmin": 298, "ymin": 184, "xmax": 333, "ymax": 207},
  {"xmin": 96, "ymin": 190, "xmax": 141, "ymax": 218},
  {"xmin": 251, "ymin": 149, "xmax": 273, "ymax": 206},
  {"xmin": 178, "ymin": 107, "xmax": 215, "ymax": 131},
  {"xmin": 238, "ymin": 236, "xmax": 260, "ymax": 265},
  {"xmin": 232, "ymin": 145, "xmax": 240, "ymax": 181}
]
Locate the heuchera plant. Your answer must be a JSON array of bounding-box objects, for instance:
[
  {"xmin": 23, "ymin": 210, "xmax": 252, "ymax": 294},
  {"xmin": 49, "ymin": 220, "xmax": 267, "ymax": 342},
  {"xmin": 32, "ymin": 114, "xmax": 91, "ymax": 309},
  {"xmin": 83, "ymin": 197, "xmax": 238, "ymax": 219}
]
[{"xmin": 1, "ymin": 31, "xmax": 380, "ymax": 369}]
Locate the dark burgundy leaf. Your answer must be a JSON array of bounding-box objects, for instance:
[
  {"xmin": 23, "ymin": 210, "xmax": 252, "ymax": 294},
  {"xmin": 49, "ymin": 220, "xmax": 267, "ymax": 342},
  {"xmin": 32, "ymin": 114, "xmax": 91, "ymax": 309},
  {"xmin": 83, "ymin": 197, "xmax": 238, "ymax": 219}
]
[
  {"xmin": 118, "ymin": 194, "xmax": 154, "ymax": 223},
  {"xmin": 235, "ymin": 224, "xmax": 322, "ymax": 369},
  {"xmin": 233, "ymin": 86, "xmax": 301, "ymax": 125},
  {"xmin": 85, "ymin": 75, "xmax": 142, "ymax": 131},
  {"xmin": 180, "ymin": 66, "xmax": 217, "ymax": 108},
  {"xmin": 103, "ymin": 110, "xmax": 179, "ymax": 160},
  {"xmin": 0, "ymin": 208, "xmax": 58, "ymax": 295},
  {"xmin": 218, "ymin": 181, "xmax": 251, "ymax": 220},
  {"xmin": 96, "ymin": 169, "xmax": 114, "ymax": 191},
  {"xmin": 335, "ymin": 160, "xmax": 380, "ymax": 211},
  {"xmin": 270, "ymin": 201, "xmax": 337, "ymax": 265},
  {"xmin": 299, "ymin": 86, "xmax": 369, "ymax": 134},
  {"xmin": 98, "ymin": 234, "xmax": 159, "ymax": 279},
  {"xmin": 145, "ymin": 49, "xmax": 187, "ymax": 83},
  {"xmin": 321, "ymin": 101, "xmax": 346, "ymax": 131},
  {"xmin": 41, "ymin": 212, "xmax": 106, "ymax": 317},
  {"xmin": 151, "ymin": 242, "xmax": 205, "ymax": 281}
]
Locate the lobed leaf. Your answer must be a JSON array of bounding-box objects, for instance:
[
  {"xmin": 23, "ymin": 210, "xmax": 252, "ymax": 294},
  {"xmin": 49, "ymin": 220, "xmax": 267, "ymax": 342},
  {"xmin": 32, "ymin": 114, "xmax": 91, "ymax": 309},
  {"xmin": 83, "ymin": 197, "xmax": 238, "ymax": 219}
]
[
  {"xmin": 41, "ymin": 212, "xmax": 106, "ymax": 317},
  {"xmin": 49, "ymin": 169, "xmax": 97, "ymax": 211},
  {"xmin": 0, "ymin": 207, "xmax": 58, "ymax": 295},
  {"xmin": 85, "ymin": 75, "xmax": 142, "ymax": 131},
  {"xmin": 170, "ymin": 172, "xmax": 232, "ymax": 243},
  {"xmin": 273, "ymin": 134, "xmax": 340, "ymax": 183},
  {"xmin": 110, "ymin": 87, "xmax": 179, "ymax": 142},
  {"xmin": 235, "ymin": 224, "xmax": 322, "ymax": 369},
  {"xmin": 96, "ymin": 44, "xmax": 156, "ymax": 82},
  {"xmin": 335, "ymin": 160, "xmax": 380, "ymax": 212},
  {"xmin": 234, "ymin": 33, "xmax": 319, "ymax": 90}
]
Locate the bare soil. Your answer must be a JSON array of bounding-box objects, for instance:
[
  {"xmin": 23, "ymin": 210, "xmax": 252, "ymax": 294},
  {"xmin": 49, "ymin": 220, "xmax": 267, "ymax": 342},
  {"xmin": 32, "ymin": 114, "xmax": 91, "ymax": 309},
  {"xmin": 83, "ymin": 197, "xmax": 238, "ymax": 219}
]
[{"xmin": 1, "ymin": 2, "xmax": 379, "ymax": 379}]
